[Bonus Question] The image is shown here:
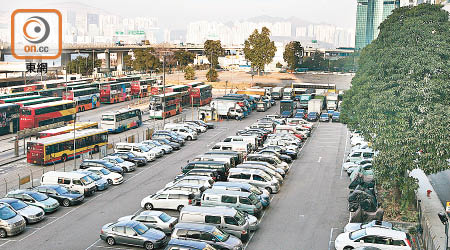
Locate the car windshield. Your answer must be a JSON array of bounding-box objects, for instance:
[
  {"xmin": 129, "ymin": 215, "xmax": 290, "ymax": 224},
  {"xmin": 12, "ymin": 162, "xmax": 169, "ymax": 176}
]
[
  {"xmin": 261, "ymin": 173, "xmax": 272, "ymax": 182},
  {"xmin": 153, "ymin": 141, "xmax": 162, "ymax": 146},
  {"xmin": 0, "ymin": 206, "xmax": 17, "ymax": 220},
  {"xmin": 235, "ymin": 210, "xmax": 247, "ymax": 225},
  {"xmin": 139, "ymin": 146, "xmax": 150, "ymax": 152},
  {"xmin": 349, "ymin": 229, "xmax": 366, "ymax": 240},
  {"xmin": 273, "ymin": 158, "xmax": 282, "ymax": 164},
  {"xmin": 114, "ymin": 158, "xmax": 124, "ymax": 163},
  {"xmin": 159, "ymin": 212, "xmax": 172, "ymax": 222},
  {"xmin": 29, "ymin": 192, "xmax": 48, "ymax": 202},
  {"xmin": 126, "ymin": 152, "xmax": 135, "ymax": 158},
  {"xmin": 100, "ymin": 168, "xmax": 110, "ymax": 175},
  {"xmin": 54, "ymin": 186, "xmax": 70, "ymax": 194},
  {"xmin": 133, "ymin": 223, "xmax": 149, "ymax": 235},
  {"xmin": 88, "ymin": 173, "xmax": 101, "ymax": 181},
  {"xmin": 250, "ymin": 186, "xmax": 262, "ymax": 195},
  {"xmin": 102, "ymin": 161, "xmax": 115, "ymax": 168},
  {"xmin": 80, "ymin": 176, "xmax": 93, "ymax": 185},
  {"xmin": 10, "ymin": 200, "xmax": 27, "ymax": 210},
  {"xmin": 212, "ymin": 228, "xmax": 229, "ymax": 242},
  {"xmin": 248, "ymin": 194, "xmax": 260, "ymax": 205}
]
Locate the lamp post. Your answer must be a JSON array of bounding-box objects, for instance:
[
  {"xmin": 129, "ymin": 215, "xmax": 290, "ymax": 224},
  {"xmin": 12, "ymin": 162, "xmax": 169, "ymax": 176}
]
[
  {"xmin": 438, "ymin": 212, "xmax": 449, "ymax": 250},
  {"xmin": 160, "ymin": 51, "xmax": 172, "ymax": 127}
]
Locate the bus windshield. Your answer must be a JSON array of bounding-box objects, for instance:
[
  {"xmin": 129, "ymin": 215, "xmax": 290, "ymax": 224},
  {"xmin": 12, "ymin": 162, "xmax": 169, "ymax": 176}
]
[{"xmin": 102, "ymin": 115, "xmax": 115, "ymax": 121}]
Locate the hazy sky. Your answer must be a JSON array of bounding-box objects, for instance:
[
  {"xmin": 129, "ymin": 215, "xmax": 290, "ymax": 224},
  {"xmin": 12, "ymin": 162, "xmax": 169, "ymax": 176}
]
[{"xmin": 3, "ymin": 0, "xmax": 357, "ymax": 30}]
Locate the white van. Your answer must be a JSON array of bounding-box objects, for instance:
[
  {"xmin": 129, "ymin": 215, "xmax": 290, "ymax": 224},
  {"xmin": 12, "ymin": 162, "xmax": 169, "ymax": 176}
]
[
  {"xmin": 212, "ymin": 142, "xmax": 251, "ymax": 157},
  {"xmin": 41, "ymin": 171, "xmax": 97, "ymax": 196},
  {"xmin": 114, "ymin": 143, "xmax": 156, "ymax": 161},
  {"xmin": 223, "ymin": 136, "xmax": 257, "ymax": 151}
]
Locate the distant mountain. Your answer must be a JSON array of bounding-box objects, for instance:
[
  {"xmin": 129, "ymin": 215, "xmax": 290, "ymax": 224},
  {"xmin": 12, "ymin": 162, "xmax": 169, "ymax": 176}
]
[{"xmin": 245, "ymin": 15, "xmax": 313, "ymax": 26}]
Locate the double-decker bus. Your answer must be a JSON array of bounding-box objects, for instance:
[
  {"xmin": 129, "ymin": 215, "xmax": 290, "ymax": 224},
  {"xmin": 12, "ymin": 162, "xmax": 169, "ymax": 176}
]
[
  {"xmin": 0, "ymin": 92, "xmax": 38, "ymax": 100},
  {"xmin": 149, "ymin": 92, "xmax": 182, "ymax": 119},
  {"xmin": 38, "ymin": 122, "xmax": 98, "ymax": 138},
  {"xmin": 38, "ymin": 79, "xmax": 66, "ymax": 89},
  {"xmin": 20, "ymin": 100, "xmax": 76, "ymax": 130},
  {"xmin": 101, "ymin": 108, "xmax": 142, "ymax": 133},
  {"xmin": 167, "ymin": 85, "xmax": 191, "ymax": 106},
  {"xmin": 16, "ymin": 97, "xmax": 62, "ymax": 108},
  {"xmin": 116, "ymin": 75, "xmax": 140, "ymax": 82},
  {"xmin": 131, "ymin": 79, "xmax": 156, "ymax": 98},
  {"xmin": 38, "ymin": 87, "xmax": 66, "ymax": 97},
  {"xmin": 100, "ymin": 82, "xmax": 131, "ymax": 104},
  {"xmin": 0, "ymin": 104, "xmax": 20, "ymax": 135},
  {"xmin": 186, "ymin": 82, "xmax": 204, "ymax": 89},
  {"xmin": 27, "ymin": 129, "xmax": 108, "ymax": 165},
  {"xmin": 64, "ymin": 87, "xmax": 100, "ymax": 112},
  {"xmin": 191, "ymin": 84, "xmax": 212, "ymax": 106},
  {"xmin": 0, "ymin": 95, "xmax": 44, "ymax": 104},
  {"xmin": 1, "ymin": 83, "xmax": 45, "ymax": 94}
]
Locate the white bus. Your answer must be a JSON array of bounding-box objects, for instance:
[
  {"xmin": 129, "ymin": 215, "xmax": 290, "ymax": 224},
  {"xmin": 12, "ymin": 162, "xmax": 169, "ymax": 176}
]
[
  {"xmin": 101, "ymin": 108, "xmax": 142, "ymax": 133},
  {"xmin": 282, "ymin": 88, "xmax": 293, "ymax": 100}
]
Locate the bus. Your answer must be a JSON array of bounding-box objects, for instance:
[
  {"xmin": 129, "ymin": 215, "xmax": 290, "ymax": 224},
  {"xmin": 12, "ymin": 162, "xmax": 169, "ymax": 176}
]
[
  {"xmin": 100, "ymin": 82, "xmax": 131, "ymax": 104},
  {"xmin": 0, "ymin": 83, "xmax": 45, "ymax": 94},
  {"xmin": 292, "ymin": 88, "xmax": 308, "ymax": 100},
  {"xmin": 191, "ymin": 85, "xmax": 212, "ymax": 106},
  {"xmin": 0, "ymin": 104, "xmax": 20, "ymax": 135},
  {"xmin": 186, "ymin": 82, "xmax": 204, "ymax": 88},
  {"xmin": 168, "ymin": 85, "xmax": 191, "ymax": 106},
  {"xmin": 149, "ymin": 92, "xmax": 182, "ymax": 119},
  {"xmin": 27, "ymin": 129, "xmax": 108, "ymax": 165},
  {"xmin": 100, "ymin": 108, "xmax": 142, "ymax": 133},
  {"xmin": 38, "ymin": 87, "xmax": 66, "ymax": 97},
  {"xmin": 116, "ymin": 75, "xmax": 140, "ymax": 82},
  {"xmin": 131, "ymin": 79, "xmax": 155, "ymax": 98},
  {"xmin": 38, "ymin": 122, "xmax": 98, "ymax": 138},
  {"xmin": 0, "ymin": 95, "xmax": 44, "ymax": 104},
  {"xmin": 64, "ymin": 87, "xmax": 100, "ymax": 112},
  {"xmin": 292, "ymin": 82, "xmax": 336, "ymax": 96},
  {"xmin": 0, "ymin": 92, "xmax": 38, "ymax": 100},
  {"xmin": 282, "ymin": 88, "xmax": 293, "ymax": 100},
  {"xmin": 20, "ymin": 100, "xmax": 76, "ymax": 130},
  {"xmin": 16, "ymin": 97, "xmax": 62, "ymax": 108}
]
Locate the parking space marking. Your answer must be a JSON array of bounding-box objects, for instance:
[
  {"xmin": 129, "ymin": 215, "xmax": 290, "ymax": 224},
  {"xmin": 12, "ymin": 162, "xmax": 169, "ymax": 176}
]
[
  {"xmin": 25, "ymin": 226, "xmax": 42, "ymax": 230},
  {"xmin": 0, "ymin": 240, "xmax": 11, "ymax": 247},
  {"xmin": 328, "ymin": 227, "xmax": 339, "ymax": 250},
  {"xmin": 85, "ymin": 239, "xmax": 101, "ymax": 250},
  {"xmin": 317, "ymin": 157, "xmax": 322, "ymax": 163}
]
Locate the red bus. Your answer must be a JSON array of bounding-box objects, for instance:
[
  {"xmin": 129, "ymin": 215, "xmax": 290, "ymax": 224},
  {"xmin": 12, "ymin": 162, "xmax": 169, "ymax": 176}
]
[
  {"xmin": 64, "ymin": 87, "xmax": 100, "ymax": 112},
  {"xmin": 100, "ymin": 82, "xmax": 131, "ymax": 104},
  {"xmin": 191, "ymin": 84, "xmax": 212, "ymax": 106},
  {"xmin": 186, "ymin": 82, "xmax": 204, "ymax": 88},
  {"xmin": 20, "ymin": 100, "xmax": 76, "ymax": 130},
  {"xmin": 167, "ymin": 85, "xmax": 191, "ymax": 106},
  {"xmin": 38, "ymin": 87, "xmax": 66, "ymax": 97},
  {"xmin": 38, "ymin": 122, "xmax": 98, "ymax": 138},
  {"xmin": 131, "ymin": 79, "xmax": 156, "ymax": 98},
  {"xmin": 149, "ymin": 92, "xmax": 182, "ymax": 119},
  {"xmin": 0, "ymin": 83, "xmax": 45, "ymax": 94}
]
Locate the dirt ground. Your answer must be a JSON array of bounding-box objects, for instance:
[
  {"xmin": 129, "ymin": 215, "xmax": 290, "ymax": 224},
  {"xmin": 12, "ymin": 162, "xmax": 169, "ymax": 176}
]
[{"xmin": 165, "ymin": 70, "xmax": 354, "ymax": 90}]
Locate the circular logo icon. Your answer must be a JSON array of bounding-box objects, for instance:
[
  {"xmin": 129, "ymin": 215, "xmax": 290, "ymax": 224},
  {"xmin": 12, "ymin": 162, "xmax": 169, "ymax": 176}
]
[{"xmin": 23, "ymin": 16, "xmax": 50, "ymax": 44}]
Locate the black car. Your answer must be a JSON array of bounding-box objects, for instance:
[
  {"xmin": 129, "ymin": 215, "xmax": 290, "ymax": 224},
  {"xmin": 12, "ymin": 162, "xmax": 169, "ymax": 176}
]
[
  {"xmin": 80, "ymin": 160, "xmax": 124, "ymax": 175},
  {"xmin": 152, "ymin": 133, "xmax": 185, "ymax": 146},
  {"xmin": 34, "ymin": 185, "xmax": 84, "ymax": 207},
  {"xmin": 186, "ymin": 120, "xmax": 214, "ymax": 129},
  {"xmin": 261, "ymin": 145, "xmax": 298, "ymax": 159},
  {"xmin": 109, "ymin": 152, "xmax": 147, "ymax": 167},
  {"xmin": 153, "ymin": 138, "xmax": 181, "ymax": 150},
  {"xmin": 257, "ymin": 150, "xmax": 293, "ymax": 163}
]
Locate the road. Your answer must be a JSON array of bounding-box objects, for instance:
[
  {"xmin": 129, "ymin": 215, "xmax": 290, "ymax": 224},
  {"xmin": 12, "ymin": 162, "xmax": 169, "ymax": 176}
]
[{"xmin": 429, "ymin": 170, "xmax": 450, "ymax": 209}]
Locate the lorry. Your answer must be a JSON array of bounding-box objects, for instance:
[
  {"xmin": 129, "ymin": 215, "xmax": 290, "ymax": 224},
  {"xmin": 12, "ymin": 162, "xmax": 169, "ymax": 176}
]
[
  {"xmin": 211, "ymin": 99, "xmax": 244, "ymax": 120},
  {"xmin": 308, "ymin": 99, "xmax": 323, "ymax": 114},
  {"xmin": 272, "ymin": 87, "xmax": 284, "ymax": 100},
  {"xmin": 299, "ymin": 94, "xmax": 312, "ymax": 109},
  {"xmin": 283, "ymin": 88, "xmax": 293, "ymax": 100},
  {"xmin": 326, "ymin": 93, "xmax": 339, "ymax": 111},
  {"xmin": 236, "ymin": 89, "xmax": 266, "ymax": 97},
  {"xmin": 280, "ymin": 100, "xmax": 295, "ymax": 118}
]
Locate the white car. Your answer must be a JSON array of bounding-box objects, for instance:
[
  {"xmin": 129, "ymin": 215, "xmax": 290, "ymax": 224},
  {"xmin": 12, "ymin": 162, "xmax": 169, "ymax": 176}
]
[
  {"xmin": 84, "ymin": 167, "xmax": 124, "ymax": 185},
  {"xmin": 141, "ymin": 190, "xmax": 195, "ymax": 212},
  {"xmin": 141, "ymin": 140, "xmax": 173, "ymax": 154},
  {"xmin": 165, "ymin": 176, "xmax": 214, "ymax": 189},
  {"xmin": 344, "ymin": 220, "xmax": 394, "ymax": 233},
  {"xmin": 342, "ymin": 159, "xmax": 373, "ymax": 171},
  {"xmin": 169, "ymin": 127, "xmax": 198, "ymax": 141},
  {"xmin": 102, "ymin": 156, "xmax": 136, "ymax": 172},
  {"xmin": 335, "ymin": 227, "xmax": 412, "ymax": 250},
  {"xmin": 184, "ymin": 122, "xmax": 207, "ymax": 133}
]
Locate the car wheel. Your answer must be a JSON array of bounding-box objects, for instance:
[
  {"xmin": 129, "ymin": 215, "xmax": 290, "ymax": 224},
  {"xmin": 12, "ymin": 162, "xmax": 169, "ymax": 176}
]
[
  {"xmin": 61, "ymin": 154, "xmax": 68, "ymax": 162},
  {"xmin": 144, "ymin": 203, "xmax": 153, "ymax": 210},
  {"xmin": 122, "ymin": 167, "xmax": 128, "ymax": 173},
  {"xmin": 144, "ymin": 241, "xmax": 154, "ymax": 250},
  {"xmin": 62, "ymin": 199, "xmax": 71, "ymax": 207},
  {"xmin": 265, "ymin": 187, "xmax": 273, "ymax": 194},
  {"xmin": 177, "ymin": 205, "xmax": 184, "ymax": 212},
  {"xmin": 187, "ymin": 136, "xmax": 192, "ymax": 141},
  {"xmin": 107, "ymin": 179, "xmax": 113, "ymax": 185},
  {"xmin": 0, "ymin": 229, "xmax": 6, "ymax": 238},
  {"xmin": 343, "ymin": 247, "xmax": 354, "ymax": 250},
  {"xmin": 106, "ymin": 237, "xmax": 115, "ymax": 246}
]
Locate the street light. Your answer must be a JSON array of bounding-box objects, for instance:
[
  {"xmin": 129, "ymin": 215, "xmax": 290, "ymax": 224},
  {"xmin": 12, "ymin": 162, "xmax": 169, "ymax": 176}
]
[
  {"xmin": 160, "ymin": 51, "xmax": 173, "ymax": 126},
  {"xmin": 438, "ymin": 212, "xmax": 449, "ymax": 250}
]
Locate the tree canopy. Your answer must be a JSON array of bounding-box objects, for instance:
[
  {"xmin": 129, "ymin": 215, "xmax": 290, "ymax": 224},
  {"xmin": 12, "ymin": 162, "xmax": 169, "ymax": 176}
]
[
  {"xmin": 184, "ymin": 65, "xmax": 195, "ymax": 80},
  {"xmin": 204, "ymin": 40, "xmax": 224, "ymax": 67},
  {"xmin": 243, "ymin": 27, "xmax": 276, "ymax": 74},
  {"xmin": 340, "ymin": 4, "xmax": 450, "ymax": 210},
  {"xmin": 132, "ymin": 48, "xmax": 161, "ymax": 72},
  {"xmin": 283, "ymin": 41, "xmax": 304, "ymax": 70},
  {"xmin": 67, "ymin": 55, "xmax": 101, "ymax": 75},
  {"xmin": 175, "ymin": 50, "xmax": 195, "ymax": 67}
]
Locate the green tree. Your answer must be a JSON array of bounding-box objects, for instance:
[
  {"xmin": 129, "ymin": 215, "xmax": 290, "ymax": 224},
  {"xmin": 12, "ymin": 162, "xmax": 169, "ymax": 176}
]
[
  {"xmin": 184, "ymin": 65, "xmax": 195, "ymax": 80},
  {"xmin": 206, "ymin": 68, "xmax": 218, "ymax": 82},
  {"xmin": 300, "ymin": 50, "xmax": 327, "ymax": 71},
  {"xmin": 276, "ymin": 62, "xmax": 283, "ymax": 68},
  {"xmin": 283, "ymin": 41, "xmax": 304, "ymax": 71},
  {"xmin": 67, "ymin": 55, "xmax": 101, "ymax": 75},
  {"xmin": 243, "ymin": 27, "xmax": 276, "ymax": 75},
  {"xmin": 204, "ymin": 40, "xmax": 224, "ymax": 67},
  {"xmin": 340, "ymin": 4, "xmax": 450, "ymax": 213},
  {"xmin": 175, "ymin": 50, "xmax": 195, "ymax": 67},
  {"xmin": 132, "ymin": 48, "xmax": 161, "ymax": 73},
  {"xmin": 123, "ymin": 54, "xmax": 133, "ymax": 72}
]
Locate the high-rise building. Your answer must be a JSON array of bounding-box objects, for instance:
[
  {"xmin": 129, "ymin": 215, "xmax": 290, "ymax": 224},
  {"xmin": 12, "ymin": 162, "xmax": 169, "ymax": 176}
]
[{"xmin": 355, "ymin": 0, "xmax": 400, "ymax": 50}]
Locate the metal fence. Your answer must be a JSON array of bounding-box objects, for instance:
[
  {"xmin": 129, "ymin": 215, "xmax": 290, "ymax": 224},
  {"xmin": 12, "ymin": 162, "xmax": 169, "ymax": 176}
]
[
  {"xmin": 418, "ymin": 200, "xmax": 439, "ymax": 250},
  {"xmin": 0, "ymin": 113, "xmax": 187, "ymax": 197}
]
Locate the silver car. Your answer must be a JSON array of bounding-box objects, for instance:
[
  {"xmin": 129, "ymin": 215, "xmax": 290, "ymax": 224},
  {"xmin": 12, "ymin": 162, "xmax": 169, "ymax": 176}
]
[
  {"xmin": 118, "ymin": 211, "xmax": 178, "ymax": 234},
  {"xmin": 0, "ymin": 204, "xmax": 26, "ymax": 238},
  {"xmin": 103, "ymin": 156, "xmax": 136, "ymax": 173},
  {"xmin": 0, "ymin": 198, "xmax": 44, "ymax": 224}
]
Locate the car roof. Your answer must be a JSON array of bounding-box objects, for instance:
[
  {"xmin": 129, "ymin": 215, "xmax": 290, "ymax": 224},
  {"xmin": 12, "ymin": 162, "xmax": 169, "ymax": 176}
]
[
  {"xmin": 365, "ymin": 227, "xmax": 406, "ymax": 238},
  {"xmin": 203, "ymin": 188, "xmax": 250, "ymax": 197},
  {"xmin": 229, "ymin": 168, "xmax": 265, "ymax": 175},
  {"xmin": 37, "ymin": 185, "xmax": 61, "ymax": 189},
  {"xmin": 8, "ymin": 189, "xmax": 39, "ymax": 195},
  {"xmin": 86, "ymin": 167, "xmax": 105, "ymax": 171},
  {"xmin": 159, "ymin": 190, "xmax": 194, "ymax": 195},
  {"xmin": 188, "ymin": 161, "xmax": 227, "ymax": 165},
  {"xmin": 139, "ymin": 210, "xmax": 163, "ymax": 217},
  {"xmin": 167, "ymin": 238, "xmax": 210, "ymax": 248},
  {"xmin": 0, "ymin": 198, "xmax": 21, "ymax": 204},
  {"xmin": 174, "ymin": 222, "xmax": 216, "ymax": 232},
  {"xmin": 213, "ymin": 181, "xmax": 251, "ymax": 189},
  {"xmin": 114, "ymin": 220, "xmax": 140, "ymax": 227},
  {"xmin": 181, "ymin": 205, "xmax": 237, "ymax": 216}
]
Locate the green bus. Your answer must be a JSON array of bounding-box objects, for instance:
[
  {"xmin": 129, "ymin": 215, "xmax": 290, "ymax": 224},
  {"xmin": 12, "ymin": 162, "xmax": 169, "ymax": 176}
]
[
  {"xmin": 0, "ymin": 92, "xmax": 38, "ymax": 100},
  {"xmin": 16, "ymin": 97, "xmax": 62, "ymax": 107},
  {"xmin": 0, "ymin": 95, "xmax": 44, "ymax": 104}
]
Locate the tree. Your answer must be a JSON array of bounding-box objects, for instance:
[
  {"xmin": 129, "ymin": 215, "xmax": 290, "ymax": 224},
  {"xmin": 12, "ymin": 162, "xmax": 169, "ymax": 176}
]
[
  {"xmin": 276, "ymin": 62, "xmax": 283, "ymax": 68},
  {"xmin": 206, "ymin": 68, "xmax": 218, "ymax": 82},
  {"xmin": 204, "ymin": 40, "xmax": 224, "ymax": 67},
  {"xmin": 132, "ymin": 48, "xmax": 161, "ymax": 73},
  {"xmin": 299, "ymin": 50, "xmax": 327, "ymax": 71},
  {"xmin": 123, "ymin": 54, "xmax": 133, "ymax": 72},
  {"xmin": 175, "ymin": 50, "xmax": 195, "ymax": 67},
  {"xmin": 283, "ymin": 41, "xmax": 304, "ymax": 71},
  {"xmin": 184, "ymin": 65, "xmax": 195, "ymax": 80},
  {"xmin": 340, "ymin": 4, "xmax": 450, "ymax": 214},
  {"xmin": 243, "ymin": 27, "xmax": 276, "ymax": 75},
  {"xmin": 67, "ymin": 55, "xmax": 101, "ymax": 75}
]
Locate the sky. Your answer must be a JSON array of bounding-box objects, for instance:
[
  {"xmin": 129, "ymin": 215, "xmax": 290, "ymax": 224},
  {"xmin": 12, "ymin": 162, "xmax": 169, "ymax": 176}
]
[{"xmin": 3, "ymin": 0, "xmax": 357, "ymax": 30}]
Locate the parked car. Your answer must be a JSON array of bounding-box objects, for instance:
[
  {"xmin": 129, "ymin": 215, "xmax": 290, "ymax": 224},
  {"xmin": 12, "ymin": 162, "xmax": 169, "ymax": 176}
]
[
  {"xmin": 171, "ymin": 223, "xmax": 243, "ymax": 250},
  {"xmin": 114, "ymin": 143, "xmax": 157, "ymax": 162},
  {"xmin": 227, "ymin": 168, "xmax": 280, "ymax": 194},
  {"xmin": 84, "ymin": 167, "xmax": 124, "ymax": 185},
  {"xmin": 40, "ymin": 171, "xmax": 97, "ymax": 196},
  {"xmin": 201, "ymin": 189, "xmax": 263, "ymax": 217},
  {"xmin": 6, "ymin": 190, "xmax": 60, "ymax": 214},
  {"xmin": 109, "ymin": 152, "xmax": 148, "ymax": 167},
  {"xmin": 142, "ymin": 140, "xmax": 173, "ymax": 154},
  {"xmin": 164, "ymin": 239, "xmax": 217, "ymax": 250},
  {"xmin": 165, "ymin": 176, "xmax": 215, "ymax": 189},
  {"xmin": 80, "ymin": 159, "xmax": 124, "ymax": 175},
  {"xmin": 186, "ymin": 120, "xmax": 214, "ymax": 129},
  {"xmin": 257, "ymin": 149, "xmax": 292, "ymax": 163},
  {"xmin": 152, "ymin": 133, "xmax": 185, "ymax": 146},
  {"xmin": 34, "ymin": 185, "xmax": 84, "ymax": 207},
  {"xmin": 100, "ymin": 220, "xmax": 168, "ymax": 249},
  {"xmin": 182, "ymin": 161, "xmax": 230, "ymax": 181},
  {"xmin": 103, "ymin": 156, "xmax": 137, "ymax": 173},
  {"xmin": 75, "ymin": 170, "xmax": 109, "ymax": 191},
  {"xmin": 344, "ymin": 220, "xmax": 394, "ymax": 233},
  {"xmin": 0, "ymin": 203, "xmax": 26, "ymax": 238},
  {"xmin": 307, "ymin": 112, "xmax": 319, "ymax": 122},
  {"xmin": 153, "ymin": 138, "xmax": 181, "ymax": 150},
  {"xmin": 260, "ymin": 145, "xmax": 298, "ymax": 159},
  {"xmin": 159, "ymin": 183, "xmax": 207, "ymax": 205},
  {"xmin": 118, "ymin": 211, "xmax": 178, "ymax": 234},
  {"xmin": 175, "ymin": 169, "xmax": 220, "ymax": 182},
  {"xmin": 347, "ymin": 163, "xmax": 373, "ymax": 176},
  {"xmin": 0, "ymin": 198, "xmax": 44, "ymax": 224},
  {"xmin": 212, "ymin": 181, "xmax": 270, "ymax": 208},
  {"xmin": 141, "ymin": 190, "xmax": 195, "ymax": 212},
  {"xmin": 332, "ymin": 111, "xmax": 340, "ymax": 122},
  {"xmin": 334, "ymin": 227, "xmax": 412, "ymax": 250}
]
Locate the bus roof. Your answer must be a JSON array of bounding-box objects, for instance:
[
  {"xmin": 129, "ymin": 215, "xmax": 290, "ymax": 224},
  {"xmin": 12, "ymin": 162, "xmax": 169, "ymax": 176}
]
[
  {"xmin": 72, "ymin": 87, "xmax": 98, "ymax": 92},
  {"xmin": 195, "ymin": 85, "xmax": 212, "ymax": 89},
  {"xmin": 0, "ymin": 95, "xmax": 43, "ymax": 103},
  {"xmin": 31, "ymin": 129, "xmax": 107, "ymax": 145},
  {"xmin": 101, "ymin": 108, "xmax": 140, "ymax": 116},
  {"xmin": 22, "ymin": 100, "xmax": 74, "ymax": 109},
  {"xmin": 38, "ymin": 122, "xmax": 98, "ymax": 134},
  {"xmin": 16, "ymin": 97, "xmax": 62, "ymax": 106},
  {"xmin": 0, "ymin": 103, "xmax": 20, "ymax": 109}
]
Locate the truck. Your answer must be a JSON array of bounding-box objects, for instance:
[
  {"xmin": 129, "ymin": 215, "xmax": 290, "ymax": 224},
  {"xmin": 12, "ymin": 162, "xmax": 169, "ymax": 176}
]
[
  {"xmin": 210, "ymin": 99, "xmax": 244, "ymax": 120},
  {"xmin": 308, "ymin": 99, "xmax": 323, "ymax": 114},
  {"xmin": 280, "ymin": 100, "xmax": 295, "ymax": 118},
  {"xmin": 282, "ymin": 88, "xmax": 293, "ymax": 100},
  {"xmin": 326, "ymin": 93, "xmax": 339, "ymax": 111},
  {"xmin": 272, "ymin": 87, "xmax": 284, "ymax": 100},
  {"xmin": 299, "ymin": 94, "xmax": 312, "ymax": 109},
  {"xmin": 236, "ymin": 89, "xmax": 266, "ymax": 97}
]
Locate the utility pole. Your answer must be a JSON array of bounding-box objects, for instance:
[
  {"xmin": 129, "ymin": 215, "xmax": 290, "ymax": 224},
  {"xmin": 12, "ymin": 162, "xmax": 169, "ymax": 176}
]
[
  {"xmin": 73, "ymin": 111, "xmax": 77, "ymax": 169},
  {"xmin": 162, "ymin": 53, "xmax": 166, "ymax": 127}
]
